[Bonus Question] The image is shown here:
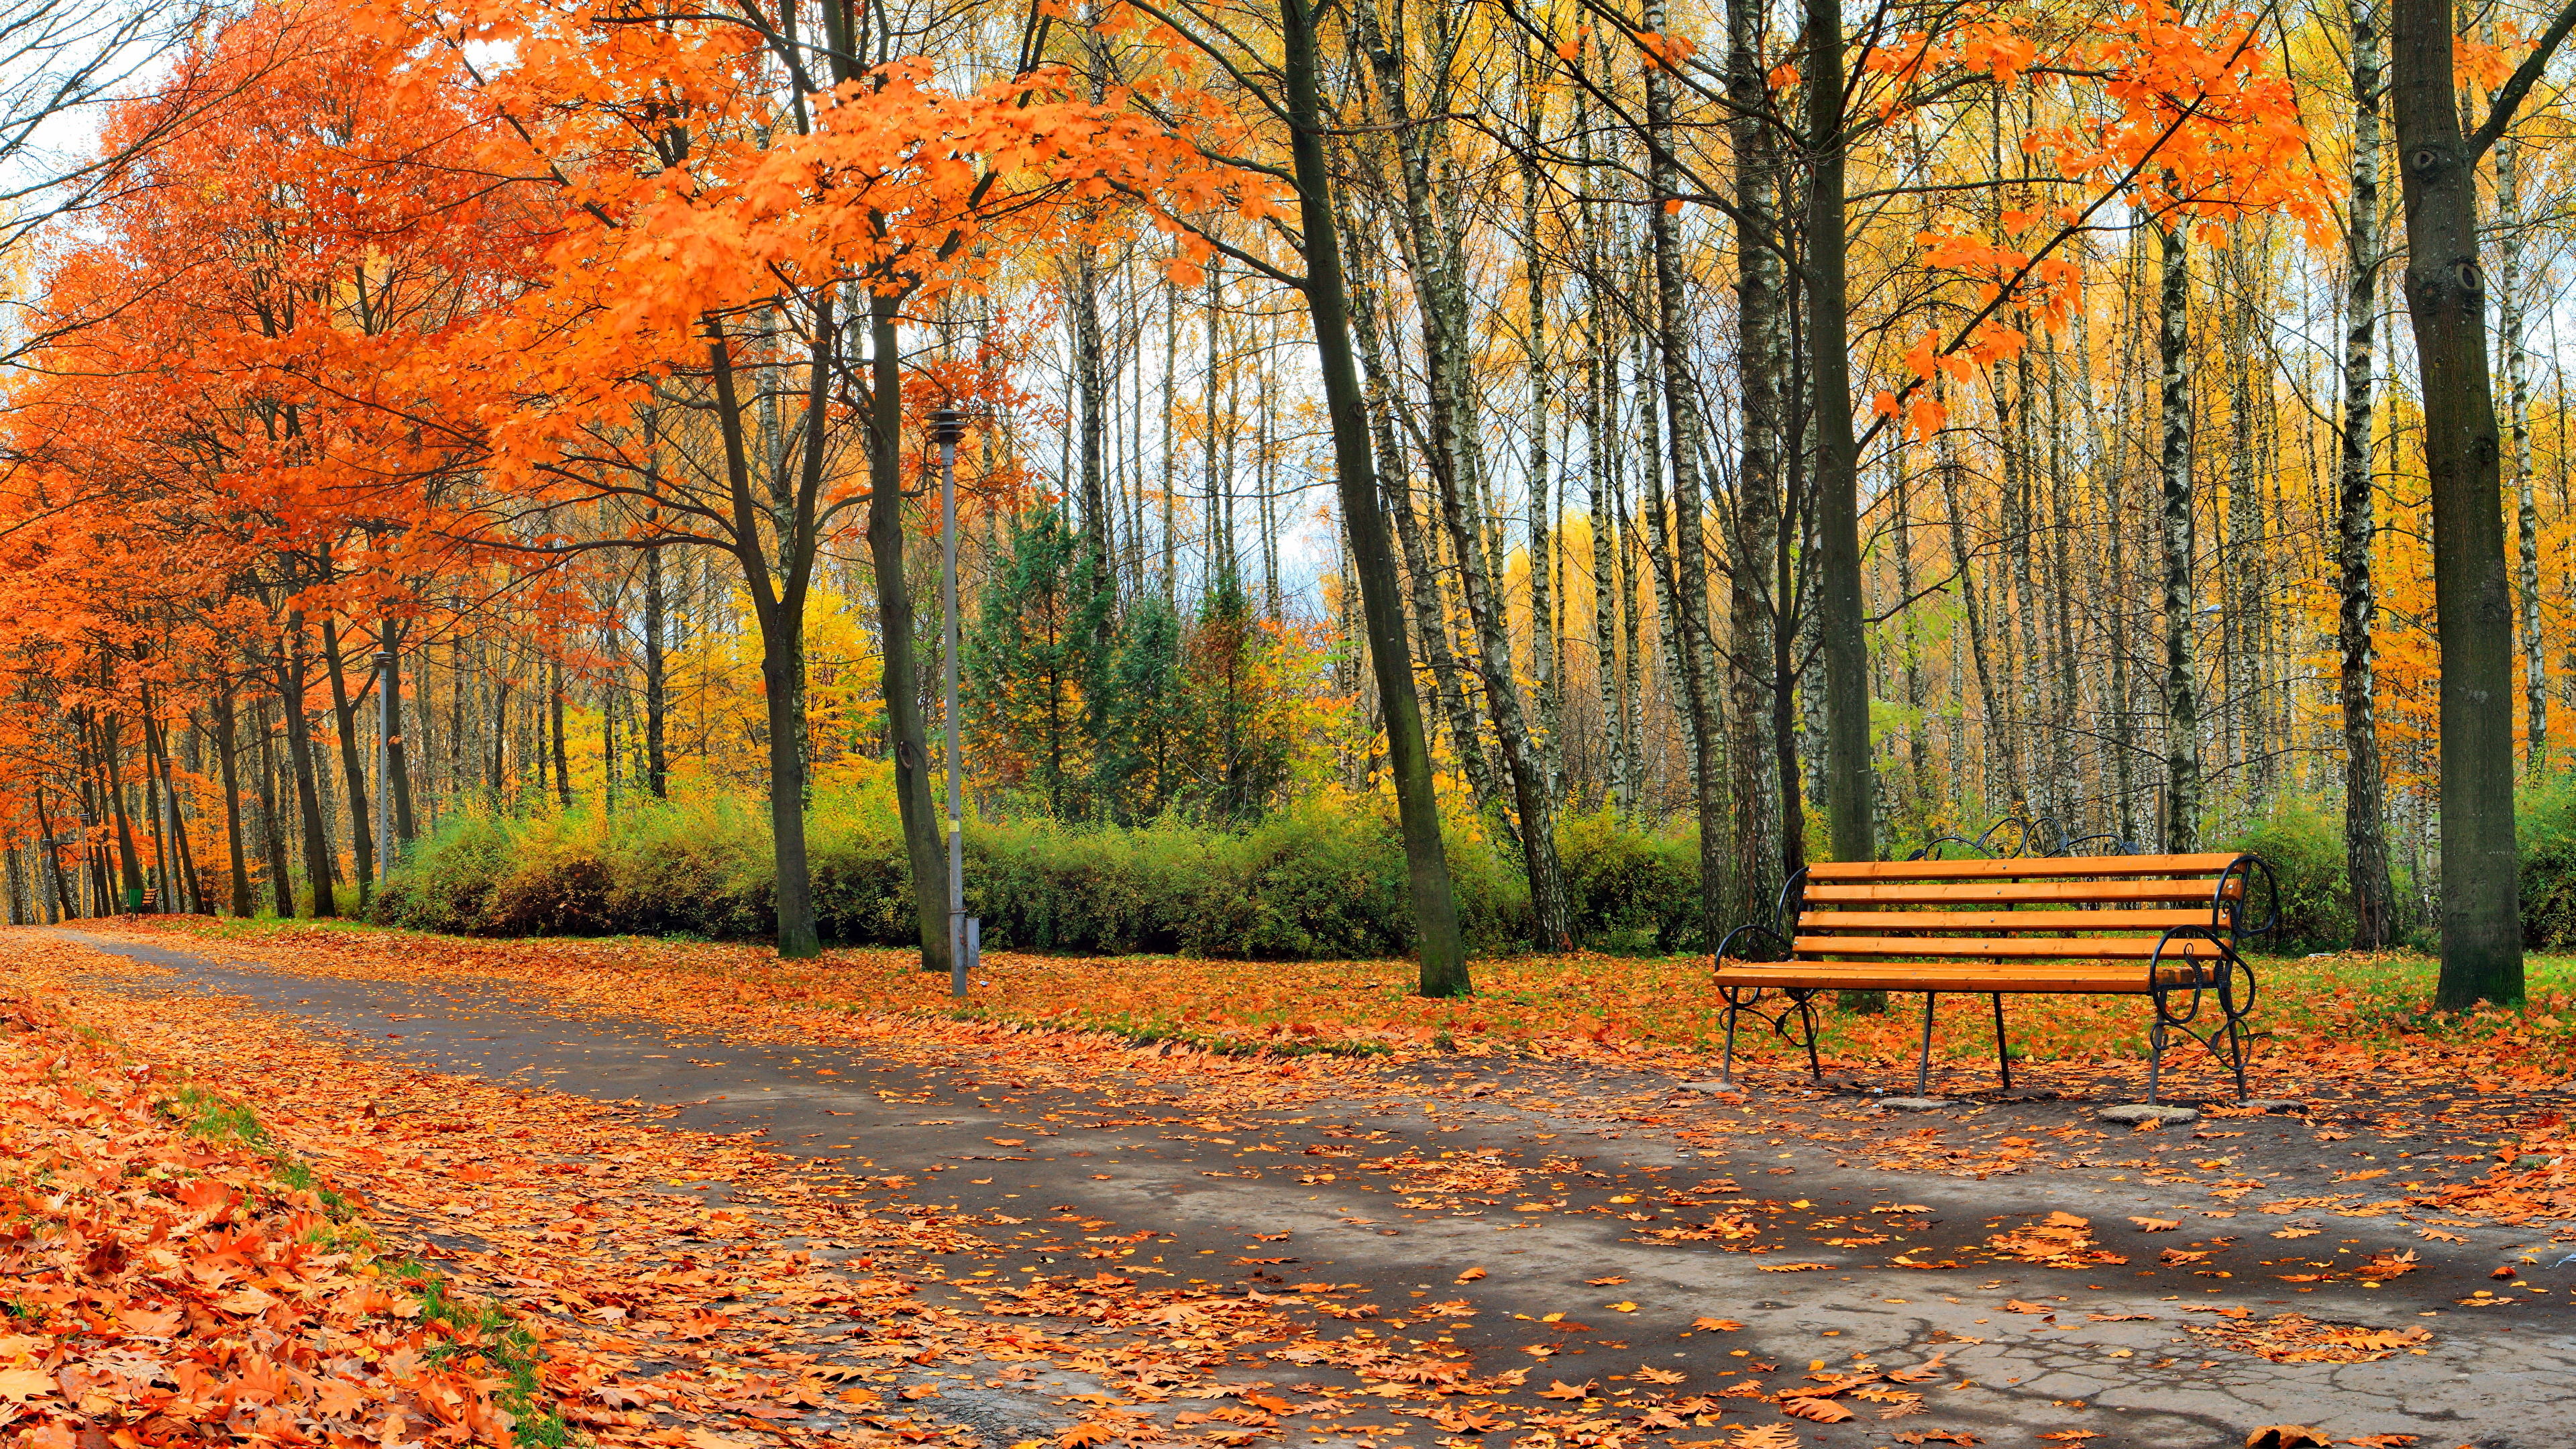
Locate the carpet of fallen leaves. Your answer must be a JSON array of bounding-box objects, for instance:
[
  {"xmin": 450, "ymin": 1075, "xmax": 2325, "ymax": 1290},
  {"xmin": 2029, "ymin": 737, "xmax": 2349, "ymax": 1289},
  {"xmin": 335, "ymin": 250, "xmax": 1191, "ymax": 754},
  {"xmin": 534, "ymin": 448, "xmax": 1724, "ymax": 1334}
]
[
  {"xmin": 6, "ymin": 930, "xmax": 2034, "ymax": 1449},
  {"xmin": 13, "ymin": 920, "xmax": 2574, "ymax": 1449},
  {"xmin": 93, "ymin": 919, "xmax": 2576, "ymax": 1231},
  {"xmin": 0, "ymin": 987, "xmax": 537, "ymax": 1446},
  {"xmin": 150, "ymin": 919, "xmax": 2576, "ymax": 1082}
]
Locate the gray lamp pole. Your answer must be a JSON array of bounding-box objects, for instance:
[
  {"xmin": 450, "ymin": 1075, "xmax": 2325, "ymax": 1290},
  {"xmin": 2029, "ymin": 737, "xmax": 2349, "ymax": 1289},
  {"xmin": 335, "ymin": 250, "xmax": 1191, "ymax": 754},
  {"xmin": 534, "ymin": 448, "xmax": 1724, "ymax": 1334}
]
[{"xmin": 934, "ymin": 407, "xmax": 967, "ymax": 999}]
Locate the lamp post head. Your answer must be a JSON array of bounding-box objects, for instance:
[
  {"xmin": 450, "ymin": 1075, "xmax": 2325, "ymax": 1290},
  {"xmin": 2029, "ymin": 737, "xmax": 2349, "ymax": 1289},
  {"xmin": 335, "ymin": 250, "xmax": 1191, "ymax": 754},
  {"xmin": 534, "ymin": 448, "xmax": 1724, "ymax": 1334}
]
[{"xmin": 932, "ymin": 407, "xmax": 965, "ymax": 447}]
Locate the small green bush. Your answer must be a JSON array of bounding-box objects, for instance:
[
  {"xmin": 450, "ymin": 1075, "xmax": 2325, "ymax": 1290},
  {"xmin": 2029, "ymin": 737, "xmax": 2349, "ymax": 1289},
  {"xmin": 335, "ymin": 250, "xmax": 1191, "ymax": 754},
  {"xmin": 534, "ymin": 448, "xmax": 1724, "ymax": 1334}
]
[
  {"xmin": 1557, "ymin": 806, "xmax": 1701, "ymax": 952},
  {"xmin": 375, "ymin": 787, "xmax": 1707, "ymax": 958},
  {"xmin": 2223, "ymin": 802, "xmax": 2353, "ymax": 953},
  {"xmin": 2520, "ymin": 777, "xmax": 2576, "ymax": 949}
]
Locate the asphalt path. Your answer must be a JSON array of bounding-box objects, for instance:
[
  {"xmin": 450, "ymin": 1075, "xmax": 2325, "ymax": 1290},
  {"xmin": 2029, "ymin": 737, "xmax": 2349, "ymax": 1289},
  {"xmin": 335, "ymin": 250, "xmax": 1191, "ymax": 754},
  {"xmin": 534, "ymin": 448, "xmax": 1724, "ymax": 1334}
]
[{"xmin": 47, "ymin": 930, "xmax": 2576, "ymax": 1448}]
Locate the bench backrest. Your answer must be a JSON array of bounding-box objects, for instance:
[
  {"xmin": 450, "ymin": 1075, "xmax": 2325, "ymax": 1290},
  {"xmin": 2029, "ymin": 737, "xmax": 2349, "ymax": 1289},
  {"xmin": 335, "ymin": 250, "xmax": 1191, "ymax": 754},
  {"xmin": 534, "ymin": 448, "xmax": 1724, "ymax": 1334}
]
[{"xmin": 1784, "ymin": 852, "xmax": 2270, "ymax": 955}]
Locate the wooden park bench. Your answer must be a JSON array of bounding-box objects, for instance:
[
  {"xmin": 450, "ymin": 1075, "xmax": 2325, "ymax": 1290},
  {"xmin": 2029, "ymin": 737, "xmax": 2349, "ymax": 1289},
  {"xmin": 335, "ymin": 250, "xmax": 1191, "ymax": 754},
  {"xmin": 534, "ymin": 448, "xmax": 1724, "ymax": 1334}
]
[
  {"xmin": 123, "ymin": 887, "xmax": 158, "ymax": 921},
  {"xmin": 1712, "ymin": 848, "xmax": 2277, "ymax": 1103}
]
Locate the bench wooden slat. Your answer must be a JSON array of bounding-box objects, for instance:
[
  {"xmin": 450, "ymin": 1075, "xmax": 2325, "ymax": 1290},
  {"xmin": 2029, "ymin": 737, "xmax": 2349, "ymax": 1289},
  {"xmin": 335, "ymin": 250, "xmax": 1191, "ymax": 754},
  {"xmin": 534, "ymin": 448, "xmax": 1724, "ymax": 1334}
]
[
  {"xmin": 1713, "ymin": 963, "xmax": 2218, "ymax": 993},
  {"xmin": 1804, "ymin": 879, "xmax": 2237, "ymax": 905},
  {"xmin": 1788, "ymin": 934, "xmax": 2225, "ymax": 960},
  {"xmin": 1803, "ymin": 853, "xmax": 2243, "ymax": 881},
  {"xmin": 1795, "ymin": 908, "xmax": 2214, "ymax": 932}
]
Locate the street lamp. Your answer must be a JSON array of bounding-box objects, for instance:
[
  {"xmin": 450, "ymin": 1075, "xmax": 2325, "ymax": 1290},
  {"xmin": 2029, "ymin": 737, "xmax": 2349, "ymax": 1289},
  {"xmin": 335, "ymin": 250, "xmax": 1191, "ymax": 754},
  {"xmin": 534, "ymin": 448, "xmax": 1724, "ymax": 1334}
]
[{"xmin": 934, "ymin": 407, "xmax": 969, "ymax": 999}]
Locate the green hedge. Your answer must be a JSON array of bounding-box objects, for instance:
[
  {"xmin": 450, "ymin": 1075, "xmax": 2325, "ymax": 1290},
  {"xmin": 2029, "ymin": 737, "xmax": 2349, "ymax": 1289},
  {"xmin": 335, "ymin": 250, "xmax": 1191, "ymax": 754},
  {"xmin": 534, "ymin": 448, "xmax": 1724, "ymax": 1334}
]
[
  {"xmin": 2221, "ymin": 803, "xmax": 2354, "ymax": 954},
  {"xmin": 372, "ymin": 790, "xmax": 1703, "ymax": 958},
  {"xmin": 2520, "ymin": 777, "xmax": 2576, "ymax": 950},
  {"xmin": 400, "ymin": 786, "xmax": 2576, "ymax": 959}
]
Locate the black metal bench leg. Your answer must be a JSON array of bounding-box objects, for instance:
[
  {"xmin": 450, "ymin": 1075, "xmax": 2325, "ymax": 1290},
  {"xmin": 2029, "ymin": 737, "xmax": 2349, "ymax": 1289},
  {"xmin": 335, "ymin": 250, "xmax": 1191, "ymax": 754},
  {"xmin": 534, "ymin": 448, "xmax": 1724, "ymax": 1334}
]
[
  {"xmin": 1722, "ymin": 1002, "xmax": 1741, "ymax": 1086},
  {"xmin": 1915, "ymin": 991, "xmax": 1937, "ymax": 1097},
  {"xmin": 1992, "ymin": 993, "xmax": 2010, "ymax": 1091},
  {"xmin": 1799, "ymin": 994, "xmax": 1822, "ymax": 1079},
  {"xmin": 2146, "ymin": 988, "xmax": 2165, "ymax": 1106}
]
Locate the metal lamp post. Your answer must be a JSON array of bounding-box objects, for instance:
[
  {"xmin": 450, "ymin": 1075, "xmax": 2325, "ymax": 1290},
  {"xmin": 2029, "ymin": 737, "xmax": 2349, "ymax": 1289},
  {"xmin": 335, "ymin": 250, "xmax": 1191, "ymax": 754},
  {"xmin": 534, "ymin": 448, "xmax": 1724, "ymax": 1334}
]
[{"xmin": 934, "ymin": 407, "xmax": 968, "ymax": 999}]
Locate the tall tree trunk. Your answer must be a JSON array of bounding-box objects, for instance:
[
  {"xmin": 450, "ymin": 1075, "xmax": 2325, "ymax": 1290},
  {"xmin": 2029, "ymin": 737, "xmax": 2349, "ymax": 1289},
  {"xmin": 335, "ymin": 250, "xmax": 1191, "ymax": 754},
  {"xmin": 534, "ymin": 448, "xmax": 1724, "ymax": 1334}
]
[
  {"xmin": 1203, "ymin": 258, "xmax": 1228, "ymax": 592},
  {"xmin": 708, "ymin": 305, "xmax": 832, "ymax": 960},
  {"xmin": 1807, "ymin": 0, "xmax": 1870, "ymax": 870},
  {"xmin": 145, "ymin": 707, "xmax": 202, "ymax": 914},
  {"xmin": 383, "ymin": 621, "xmax": 415, "ymax": 848},
  {"xmin": 1725, "ymin": 0, "xmax": 1784, "ymax": 930},
  {"xmin": 1894, "ymin": 442, "xmax": 1927, "ymax": 815},
  {"xmin": 1937, "ymin": 401, "xmax": 2015, "ymax": 816},
  {"xmin": 2221, "ymin": 237, "xmax": 2274, "ymax": 824},
  {"xmin": 255, "ymin": 696, "xmax": 292, "ymax": 917},
  {"xmin": 1520, "ymin": 53, "xmax": 1560, "ymax": 796},
  {"xmin": 1430, "ymin": 411, "xmax": 1571, "ymax": 947},
  {"xmin": 858, "ymin": 296, "xmax": 954, "ymax": 972},
  {"xmin": 320, "ymin": 617, "xmax": 375, "ymax": 904},
  {"xmin": 2496, "ymin": 93, "xmax": 2544, "ymax": 772},
  {"xmin": 1641, "ymin": 0, "xmax": 1729, "ymax": 940},
  {"xmin": 279, "ymin": 622, "xmax": 336, "ymax": 918},
  {"xmin": 1162, "ymin": 284, "xmax": 1180, "ymax": 602},
  {"xmin": 216, "ymin": 681, "xmax": 252, "ymax": 917},
  {"xmin": 1283, "ymin": 0, "xmax": 1468, "ymax": 994},
  {"xmin": 1359, "ymin": 0, "xmax": 1568, "ymax": 947},
  {"xmin": 1072, "ymin": 248, "xmax": 1113, "ymax": 612},
  {"xmin": 1345, "ymin": 219, "xmax": 1507, "ymax": 824},
  {"xmin": 551, "ymin": 657, "xmax": 572, "ymax": 807},
  {"xmin": 2390, "ymin": 0, "xmax": 2537, "ymax": 1006},
  {"xmin": 141, "ymin": 710, "xmax": 168, "ymax": 907},
  {"xmin": 2109, "ymin": 238, "xmax": 2144, "ymax": 845},
  {"xmin": 2156, "ymin": 218, "xmax": 2202, "ymax": 853},
  {"xmin": 1589, "ymin": 301, "xmax": 1621, "ymax": 814},
  {"xmin": 2339, "ymin": 0, "xmax": 2400, "ymax": 948},
  {"xmin": 96, "ymin": 711, "xmax": 143, "ymax": 904},
  {"xmin": 643, "ymin": 539, "xmax": 670, "ymax": 798}
]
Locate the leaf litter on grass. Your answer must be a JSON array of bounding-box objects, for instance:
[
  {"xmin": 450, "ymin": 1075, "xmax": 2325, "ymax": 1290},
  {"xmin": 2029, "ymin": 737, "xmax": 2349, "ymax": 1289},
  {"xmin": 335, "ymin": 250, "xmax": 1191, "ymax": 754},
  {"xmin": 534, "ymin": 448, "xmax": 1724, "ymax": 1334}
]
[{"xmin": 30, "ymin": 922, "xmax": 2575, "ymax": 1447}]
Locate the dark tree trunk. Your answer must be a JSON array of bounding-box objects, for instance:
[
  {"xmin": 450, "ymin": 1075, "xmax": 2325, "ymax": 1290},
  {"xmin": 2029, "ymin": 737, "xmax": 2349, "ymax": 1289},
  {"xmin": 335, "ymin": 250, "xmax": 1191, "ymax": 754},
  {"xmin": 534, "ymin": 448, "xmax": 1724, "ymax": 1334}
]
[
  {"xmin": 256, "ymin": 696, "xmax": 292, "ymax": 917},
  {"xmin": 2390, "ymin": 0, "xmax": 2538, "ymax": 1004},
  {"xmin": 321, "ymin": 617, "xmax": 375, "ymax": 904},
  {"xmin": 280, "ymin": 622, "xmax": 336, "ymax": 918},
  {"xmin": 1807, "ymin": 0, "xmax": 1870, "ymax": 868},
  {"xmin": 551, "ymin": 657, "xmax": 572, "ymax": 807},
  {"xmin": 384, "ymin": 621, "xmax": 415, "ymax": 847},
  {"xmin": 1283, "ymin": 0, "xmax": 1467, "ymax": 994},
  {"xmin": 146, "ymin": 708, "xmax": 202, "ymax": 913},
  {"xmin": 216, "ymin": 681, "xmax": 252, "ymax": 917},
  {"xmin": 97, "ymin": 712, "xmax": 144, "ymax": 904},
  {"xmin": 1807, "ymin": 0, "xmax": 1879, "ymax": 1014},
  {"xmin": 708, "ymin": 313, "xmax": 831, "ymax": 961},
  {"xmin": 861, "ymin": 297, "xmax": 955, "ymax": 973}
]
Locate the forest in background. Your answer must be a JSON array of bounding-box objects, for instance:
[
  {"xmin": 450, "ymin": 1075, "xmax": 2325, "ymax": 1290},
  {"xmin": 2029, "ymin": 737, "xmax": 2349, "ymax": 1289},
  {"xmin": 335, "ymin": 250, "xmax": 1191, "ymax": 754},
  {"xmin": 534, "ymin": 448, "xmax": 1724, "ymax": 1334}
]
[{"xmin": 1, "ymin": 0, "xmax": 2571, "ymax": 997}]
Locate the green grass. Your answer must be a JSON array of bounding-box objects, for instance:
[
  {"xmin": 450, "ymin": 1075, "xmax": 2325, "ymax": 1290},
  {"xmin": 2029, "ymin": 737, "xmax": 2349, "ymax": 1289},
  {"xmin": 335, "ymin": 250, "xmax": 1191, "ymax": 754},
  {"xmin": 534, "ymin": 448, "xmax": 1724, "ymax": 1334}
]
[
  {"xmin": 158, "ymin": 1083, "xmax": 268, "ymax": 1146},
  {"xmin": 390, "ymin": 1258, "xmax": 567, "ymax": 1447}
]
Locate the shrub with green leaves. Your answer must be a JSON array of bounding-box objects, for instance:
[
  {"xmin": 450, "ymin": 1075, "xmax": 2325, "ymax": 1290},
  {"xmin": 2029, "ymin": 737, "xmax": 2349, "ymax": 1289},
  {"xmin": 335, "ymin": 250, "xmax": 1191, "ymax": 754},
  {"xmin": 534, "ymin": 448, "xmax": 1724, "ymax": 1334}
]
[
  {"xmin": 2520, "ymin": 776, "xmax": 2576, "ymax": 950},
  {"xmin": 374, "ymin": 787, "xmax": 1718, "ymax": 958},
  {"xmin": 2222, "ymin": 802, "xmax": 2355, "ymax": 953}
]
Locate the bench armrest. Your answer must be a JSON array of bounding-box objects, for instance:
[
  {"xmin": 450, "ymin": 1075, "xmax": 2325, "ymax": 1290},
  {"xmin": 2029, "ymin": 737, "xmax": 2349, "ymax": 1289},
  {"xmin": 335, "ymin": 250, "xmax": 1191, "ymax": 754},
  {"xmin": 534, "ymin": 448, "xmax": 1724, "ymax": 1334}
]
[
  {"xmin": 2214, "ymin": 855, "xmax": 2280, "ymax": 941},
  {"xmin": 1715, "ymin": 921, "xmax": 1792, "ymax": 967}
]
